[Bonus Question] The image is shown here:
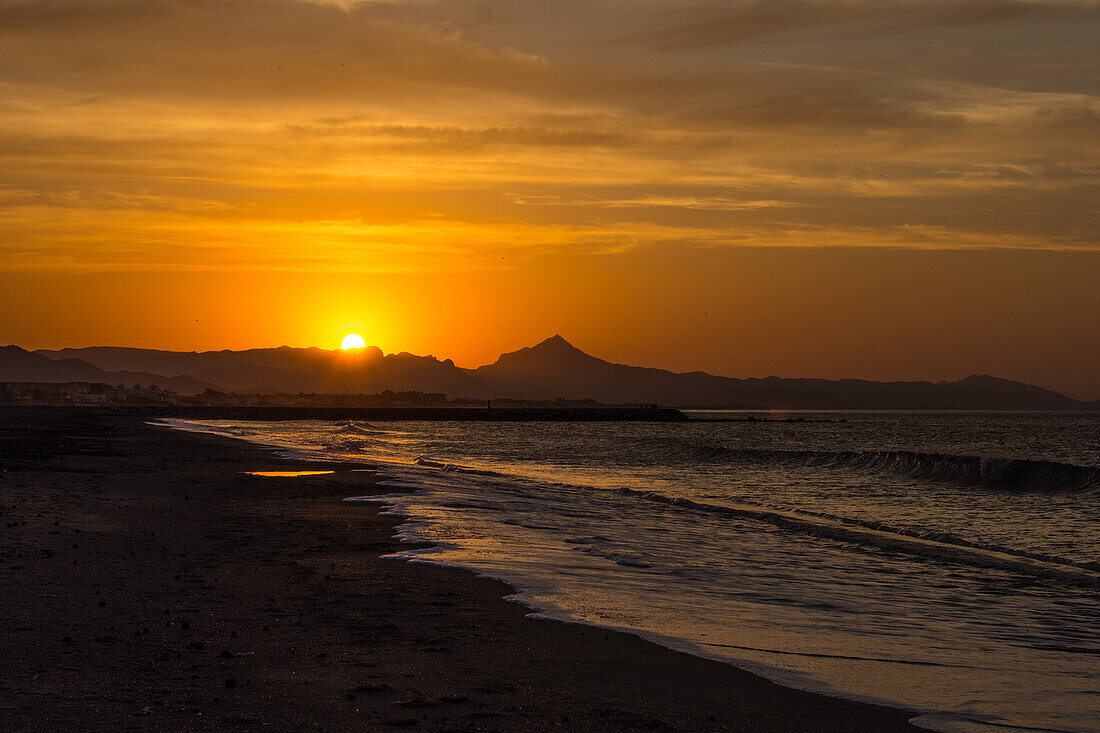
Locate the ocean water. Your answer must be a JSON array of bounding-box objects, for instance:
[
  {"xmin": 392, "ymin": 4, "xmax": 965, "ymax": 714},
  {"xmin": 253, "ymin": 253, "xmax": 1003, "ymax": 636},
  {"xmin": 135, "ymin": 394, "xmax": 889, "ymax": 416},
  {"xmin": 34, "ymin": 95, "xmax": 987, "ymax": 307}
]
[{"xmin": 157, "ymin": 412, "xmax": 1100, "ymax": 733}]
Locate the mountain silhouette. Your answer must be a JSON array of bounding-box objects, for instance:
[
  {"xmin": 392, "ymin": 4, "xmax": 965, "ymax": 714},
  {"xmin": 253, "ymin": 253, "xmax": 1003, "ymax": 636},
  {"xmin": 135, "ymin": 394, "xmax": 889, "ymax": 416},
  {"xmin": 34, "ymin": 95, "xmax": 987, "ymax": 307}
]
[
  {"xmin": 473, "ymin": 335, "xmax": 768, "ymax": 403},
  {"xmin": 36, "ymin": 345, "xmax": 481, "ymax": 396},
  {"xmin": 0, "ymin": 346, "xmax": 214, "ymax": 394},
  {"xmin": 29, "ymin": 338, "xmax": 1098, "ymax": 410}
]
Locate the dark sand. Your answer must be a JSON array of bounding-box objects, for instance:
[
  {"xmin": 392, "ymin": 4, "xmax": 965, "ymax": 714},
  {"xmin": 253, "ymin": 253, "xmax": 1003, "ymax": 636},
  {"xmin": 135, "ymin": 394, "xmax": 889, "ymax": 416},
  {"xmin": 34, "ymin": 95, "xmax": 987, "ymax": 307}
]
[{"xmin": 0, "ymin": 408, "xmax": 919, "ymax": 731}]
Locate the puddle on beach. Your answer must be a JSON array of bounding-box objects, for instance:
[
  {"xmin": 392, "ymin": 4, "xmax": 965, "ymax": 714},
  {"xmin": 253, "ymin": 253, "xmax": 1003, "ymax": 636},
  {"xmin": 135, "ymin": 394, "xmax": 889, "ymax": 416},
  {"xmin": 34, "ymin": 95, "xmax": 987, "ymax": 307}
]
[{"xmin": 244, "ymin": 470, "xmax": 336, "ymax": 477}]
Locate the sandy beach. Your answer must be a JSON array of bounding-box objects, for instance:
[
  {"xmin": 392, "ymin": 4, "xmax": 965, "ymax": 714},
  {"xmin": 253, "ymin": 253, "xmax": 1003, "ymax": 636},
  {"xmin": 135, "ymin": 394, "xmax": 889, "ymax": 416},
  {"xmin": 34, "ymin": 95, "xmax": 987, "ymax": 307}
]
[{"xmin": 0, "ymin": 407, "xmax": 918, "ymax": 731}]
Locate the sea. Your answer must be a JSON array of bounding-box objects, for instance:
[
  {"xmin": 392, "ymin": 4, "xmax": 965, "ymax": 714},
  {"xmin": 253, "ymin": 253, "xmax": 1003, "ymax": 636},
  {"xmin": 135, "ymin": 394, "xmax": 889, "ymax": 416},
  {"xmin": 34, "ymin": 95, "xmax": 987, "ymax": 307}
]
[{"xmin": 156, "ymin": 411, "xmax": 1100, "ymax": 733}]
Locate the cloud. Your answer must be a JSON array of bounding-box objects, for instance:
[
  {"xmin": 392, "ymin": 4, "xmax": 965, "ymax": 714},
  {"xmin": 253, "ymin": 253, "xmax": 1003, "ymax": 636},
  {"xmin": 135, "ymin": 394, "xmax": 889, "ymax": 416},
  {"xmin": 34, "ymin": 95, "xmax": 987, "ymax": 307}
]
[
  {"xmin": 0, "ymin": 0, "xmax": 1095, "ymax": 271},
  {"xmin": 0, "ymin": 0, "xmax": 564, "ymax": 107},
  {"xmin": 621, "ymin": 0, "xmax": 1100, "ymax": 48},
  {"xmin": 508, "ymin": 193, "xmax": 796, "ymax": 211}
]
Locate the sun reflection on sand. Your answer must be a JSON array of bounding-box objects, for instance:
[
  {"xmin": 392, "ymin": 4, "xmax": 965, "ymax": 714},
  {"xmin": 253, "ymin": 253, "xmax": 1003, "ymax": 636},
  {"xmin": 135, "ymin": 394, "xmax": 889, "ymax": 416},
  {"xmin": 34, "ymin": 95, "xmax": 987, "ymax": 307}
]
[{"xmin": 244, "ymin": 470, "xmax": 336, "ymax": 477}]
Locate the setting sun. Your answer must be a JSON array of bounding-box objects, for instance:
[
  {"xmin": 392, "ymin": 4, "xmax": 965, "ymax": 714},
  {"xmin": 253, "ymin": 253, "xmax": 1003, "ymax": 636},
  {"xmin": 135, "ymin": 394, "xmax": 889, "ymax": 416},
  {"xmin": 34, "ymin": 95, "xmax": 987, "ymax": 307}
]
[
  {"xmin": 341, "ymin": 333, "xmax": 367, "ymax": 350},
  {"xmin": 1, "ymin": 3, "xmax": 1096, "ymax": 730}
]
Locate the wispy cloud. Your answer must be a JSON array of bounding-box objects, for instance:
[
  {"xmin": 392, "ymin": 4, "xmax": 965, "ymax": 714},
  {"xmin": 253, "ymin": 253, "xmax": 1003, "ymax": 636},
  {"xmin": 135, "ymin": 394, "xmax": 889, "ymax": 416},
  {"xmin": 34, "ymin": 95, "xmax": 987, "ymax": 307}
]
[
  {"xmin": 619, "ymin": 0, "xmax": 1100, "ymax": 48},
  {"xmin": 0, "ymin": 0, "xmax": 1096, "ymax": 275},
  {"xmin": 508, "ymin": 194, "xmax": 797, "ymax": 211}
]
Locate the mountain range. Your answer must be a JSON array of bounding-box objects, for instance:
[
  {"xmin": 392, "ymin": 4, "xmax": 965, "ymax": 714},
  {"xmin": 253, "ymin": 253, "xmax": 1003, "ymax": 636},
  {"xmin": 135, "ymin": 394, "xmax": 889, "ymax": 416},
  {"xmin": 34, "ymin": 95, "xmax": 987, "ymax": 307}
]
[
  {"xmin": 0, "ymin": 345, "xmax": 215, "ymax": 394},
  {"xmin": 0, "ymin": 336, "xmax": 1092, "ymax": 410}
]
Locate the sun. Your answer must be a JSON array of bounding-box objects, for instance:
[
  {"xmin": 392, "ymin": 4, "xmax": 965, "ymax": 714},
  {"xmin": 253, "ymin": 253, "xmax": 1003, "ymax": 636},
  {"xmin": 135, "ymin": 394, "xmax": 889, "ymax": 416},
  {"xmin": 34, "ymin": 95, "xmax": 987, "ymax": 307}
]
[{"xmin": 341, "ymin": 333, "xmax": 367, "ymax": 350}]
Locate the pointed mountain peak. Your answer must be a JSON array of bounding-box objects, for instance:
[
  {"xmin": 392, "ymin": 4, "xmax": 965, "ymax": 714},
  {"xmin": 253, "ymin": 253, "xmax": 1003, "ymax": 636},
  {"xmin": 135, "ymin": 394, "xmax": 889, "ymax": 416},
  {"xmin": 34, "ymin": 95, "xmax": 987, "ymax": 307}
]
[
  {"xmin": 481, "ymin": 334, "xmax": 607, "ymax": 373},
  {"xmin": 532, "ymin": 334, "xmax": 578, "ymax": 351}
]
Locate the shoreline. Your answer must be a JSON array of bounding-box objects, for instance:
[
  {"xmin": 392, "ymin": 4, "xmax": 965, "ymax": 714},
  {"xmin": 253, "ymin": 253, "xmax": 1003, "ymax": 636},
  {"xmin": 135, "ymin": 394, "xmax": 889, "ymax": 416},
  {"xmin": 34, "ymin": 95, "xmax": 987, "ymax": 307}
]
[{"xmin": 0, "ymin": 407, "xmax": 919, "ymax": 731}]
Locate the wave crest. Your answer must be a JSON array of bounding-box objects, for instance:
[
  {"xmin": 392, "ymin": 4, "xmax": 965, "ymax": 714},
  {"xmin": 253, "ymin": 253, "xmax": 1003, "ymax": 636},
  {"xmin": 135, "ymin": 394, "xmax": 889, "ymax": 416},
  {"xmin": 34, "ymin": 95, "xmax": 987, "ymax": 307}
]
[
  {"xmin": 629, "ymin": 439, "xmax": 1100, "ymax": 493},
  {"xmin": 791, "ymin": 450, "xmax": 1100, "ymax": 493},
  {"xmin": 614, "ymin": 487, "xmax": 1100, "ymax": 585}
]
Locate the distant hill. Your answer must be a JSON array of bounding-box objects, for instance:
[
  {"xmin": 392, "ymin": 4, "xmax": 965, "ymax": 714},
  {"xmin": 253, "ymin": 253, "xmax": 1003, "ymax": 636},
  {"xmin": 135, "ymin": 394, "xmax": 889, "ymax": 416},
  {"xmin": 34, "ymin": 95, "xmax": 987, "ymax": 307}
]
[
  {"xmin": 37, "ymin": 345, "xmax": 483, "ymax": 396},
  {"xmin": 0, "ymin": 346, "xmax": 215, "ymax": 394},
  {"xmin": 472, "ymin": 336, "xmax": 1097, "ymax": 409},
  {"xmin": 34, "ymin": 337, "xmax": 1099, "ymax": 410},
  {"xmin": 471, "ymin": 335, "xmax": 804, "ymax": 405}
]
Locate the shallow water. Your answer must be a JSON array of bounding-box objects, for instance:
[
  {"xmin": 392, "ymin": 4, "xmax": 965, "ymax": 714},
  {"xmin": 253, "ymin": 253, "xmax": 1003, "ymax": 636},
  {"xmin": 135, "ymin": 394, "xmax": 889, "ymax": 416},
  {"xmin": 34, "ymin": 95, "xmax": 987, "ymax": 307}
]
[{"xmin": 157, "ymin": 412, "xmax": 1100, "ymax": 733}]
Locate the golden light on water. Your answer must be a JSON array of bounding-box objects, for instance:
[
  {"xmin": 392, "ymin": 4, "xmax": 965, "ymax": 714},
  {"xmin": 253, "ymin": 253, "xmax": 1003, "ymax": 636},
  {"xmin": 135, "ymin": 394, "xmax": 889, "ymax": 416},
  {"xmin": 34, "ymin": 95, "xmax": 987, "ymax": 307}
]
[{"xmin": 341, "ymin": 333, "xmax": 367, "ymax": 350}]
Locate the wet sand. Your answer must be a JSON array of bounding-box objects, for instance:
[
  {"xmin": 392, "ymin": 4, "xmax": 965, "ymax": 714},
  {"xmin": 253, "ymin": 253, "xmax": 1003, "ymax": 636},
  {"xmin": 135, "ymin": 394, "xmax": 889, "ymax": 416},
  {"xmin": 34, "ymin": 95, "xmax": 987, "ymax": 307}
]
[{"xmin": 0, "ymin": 407, "xmax": 919, "ymax": 731}]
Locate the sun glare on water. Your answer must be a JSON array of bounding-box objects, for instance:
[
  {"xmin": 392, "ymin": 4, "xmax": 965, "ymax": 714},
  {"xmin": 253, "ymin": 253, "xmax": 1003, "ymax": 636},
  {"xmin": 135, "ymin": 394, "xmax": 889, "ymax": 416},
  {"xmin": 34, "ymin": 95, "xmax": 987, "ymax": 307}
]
[{"xmin": 341, "ymin": 333, "xmax": 367, "ymax": 350}]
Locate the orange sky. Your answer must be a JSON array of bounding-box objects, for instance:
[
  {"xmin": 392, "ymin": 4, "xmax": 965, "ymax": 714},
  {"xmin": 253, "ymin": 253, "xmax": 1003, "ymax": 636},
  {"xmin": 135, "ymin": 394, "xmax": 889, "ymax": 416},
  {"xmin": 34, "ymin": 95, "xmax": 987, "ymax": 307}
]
[{"xmin": 1, "ymin": 1, "xmax": 1097, "ymax": 398}]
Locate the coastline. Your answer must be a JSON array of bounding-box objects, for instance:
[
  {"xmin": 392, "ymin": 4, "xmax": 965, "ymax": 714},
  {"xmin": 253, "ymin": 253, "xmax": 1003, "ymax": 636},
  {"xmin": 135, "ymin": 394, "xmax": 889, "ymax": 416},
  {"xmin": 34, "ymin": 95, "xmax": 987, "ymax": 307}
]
[{"xmin": 0, "ymin": 407, "xmax": 919, "ymax": 731}]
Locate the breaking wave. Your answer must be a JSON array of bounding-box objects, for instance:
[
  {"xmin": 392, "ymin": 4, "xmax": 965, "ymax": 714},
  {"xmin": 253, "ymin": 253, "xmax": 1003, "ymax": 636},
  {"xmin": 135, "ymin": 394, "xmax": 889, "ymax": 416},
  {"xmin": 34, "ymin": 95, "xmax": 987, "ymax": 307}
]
[
  {"xmin": 625, "ymin": 438, "xmax": 1100, "ymax": 494},
  {"xmin": 791, "ymin": 450, "xmax": 1100, "ymax": 493},
  {"xmin": 333, "ymin": 420, "xmax": 387, "ymax": 436},
  {"xmin": 613, "ymin": 486, "xmax": 1100, "ymax": 584},
  {"xmin": 414, "ymin": 457, "xmax": 509, "ymax": 478},
  {"xmin": 398, "ymin": 448, "xmax": 1100, "ymax": 582}
]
